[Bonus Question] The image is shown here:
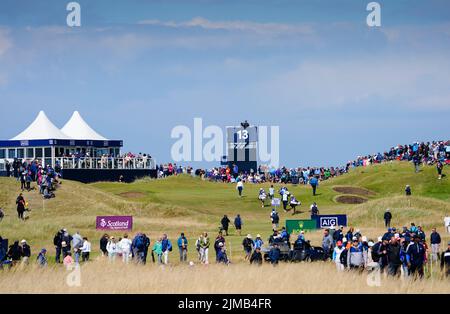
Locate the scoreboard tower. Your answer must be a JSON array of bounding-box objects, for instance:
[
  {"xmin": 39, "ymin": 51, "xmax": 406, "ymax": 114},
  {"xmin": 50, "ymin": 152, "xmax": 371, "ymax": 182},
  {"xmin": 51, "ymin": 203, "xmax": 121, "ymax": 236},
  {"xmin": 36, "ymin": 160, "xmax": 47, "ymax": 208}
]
[{"xmin": 225, "ymin": 121, "xmax": 258, "ymax": 173}]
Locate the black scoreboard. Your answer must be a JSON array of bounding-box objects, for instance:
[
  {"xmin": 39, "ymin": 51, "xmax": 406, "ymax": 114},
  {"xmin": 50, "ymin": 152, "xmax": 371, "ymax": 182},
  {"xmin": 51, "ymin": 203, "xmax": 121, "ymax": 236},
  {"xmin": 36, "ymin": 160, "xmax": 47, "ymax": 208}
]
[{"xmin": 225, "ymin": 124, "xmax": 258, "ymax": 173}]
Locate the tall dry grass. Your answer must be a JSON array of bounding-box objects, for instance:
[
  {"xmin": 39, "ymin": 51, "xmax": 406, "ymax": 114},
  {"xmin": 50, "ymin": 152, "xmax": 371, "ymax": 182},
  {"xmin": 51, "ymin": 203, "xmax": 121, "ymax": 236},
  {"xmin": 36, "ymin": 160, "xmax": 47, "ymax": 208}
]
[{"xmin": 0, "ymin": 259, "xmax": 449, "ymax": 294}]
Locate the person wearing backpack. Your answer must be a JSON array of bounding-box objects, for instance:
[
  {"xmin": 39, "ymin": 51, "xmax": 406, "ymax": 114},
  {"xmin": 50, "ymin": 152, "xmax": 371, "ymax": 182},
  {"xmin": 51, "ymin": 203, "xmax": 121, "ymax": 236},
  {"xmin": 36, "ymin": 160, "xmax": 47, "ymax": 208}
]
[
  {"xmin": 270, "ymin": 209, "xmax": 279, "ymax": 231},
  {"xmin": 242, "ymin": 234, "xmax": 254, "ymax": 261},
  {"xmin": 250, "ymin": 247, "xmax": 263, "ymax": 265},
  {"xmin": 310, "ymin": 202, "xmax": 319, "ymax": 218},
  {"xmin": 152, "ymin": 238, "xmax": 163, "ymax": 264},
  {"xmin": 221, "ymin": 215, "xmax": 230, "ymax": 236},
  {"xmin": 161, "ymin": 234, "xmax": 172, "ymax": 264},
  {"xmin": 16, "ymin": 193, "xmax": 26, "ymax": 220},
  {"xmin": 199, "ymin": 232, "xmax": 210, "ymax": 264},
  {"xmin": 214, "ymin": 232, "xmax": 225, "ymax": 262},
  {"xmin": 132, "ymin": 233, "xmax": 145, "ymax": 263}
]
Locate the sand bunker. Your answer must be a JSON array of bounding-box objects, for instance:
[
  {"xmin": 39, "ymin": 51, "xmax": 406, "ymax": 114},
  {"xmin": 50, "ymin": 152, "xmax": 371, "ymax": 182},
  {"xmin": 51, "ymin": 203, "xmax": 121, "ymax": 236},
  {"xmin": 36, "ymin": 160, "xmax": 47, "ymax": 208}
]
[
  {"xmin": 119, "ymin": 191, "xmax": 146, "ymax": 198},
  {"xmin": 335, "ymin": 195, "xmax": 368, "ymax": 204},
  {"xmin": 333, "ymin": 186, "xmax": 375, "ymax": 196}
]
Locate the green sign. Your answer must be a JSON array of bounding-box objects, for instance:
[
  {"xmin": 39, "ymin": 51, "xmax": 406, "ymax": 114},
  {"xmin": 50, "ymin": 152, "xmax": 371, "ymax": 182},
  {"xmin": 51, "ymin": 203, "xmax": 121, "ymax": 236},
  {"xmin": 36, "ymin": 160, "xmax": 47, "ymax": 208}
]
[{"xmin": 285, "ymin": 219, "xmax": 317, "ymax": 234}]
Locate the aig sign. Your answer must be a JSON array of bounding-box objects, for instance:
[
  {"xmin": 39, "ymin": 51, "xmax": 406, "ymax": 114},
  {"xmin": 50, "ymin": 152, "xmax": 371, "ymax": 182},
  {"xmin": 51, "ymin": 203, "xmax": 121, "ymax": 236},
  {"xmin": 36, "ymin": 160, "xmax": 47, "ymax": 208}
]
[
  {"xmin": 314, "ymin": 215, "xmax": 347, "ymax": 229},
  {"xmin": 320, "ymin": 217, "xmax": 338, "ymax": 228}
]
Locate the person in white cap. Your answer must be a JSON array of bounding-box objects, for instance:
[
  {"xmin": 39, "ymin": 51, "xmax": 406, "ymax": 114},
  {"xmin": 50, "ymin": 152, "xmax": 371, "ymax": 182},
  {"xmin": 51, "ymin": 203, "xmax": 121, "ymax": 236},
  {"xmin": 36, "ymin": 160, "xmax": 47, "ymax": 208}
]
[
  {"xmin": 20, "ymin": 239, "xmax": 31, "ymax": 265},
  {"xmin": 332, "ymin": 240, "xmax": 345, "ymax": 271},
  {"xmin": 106, "ymin": 236, "xmax": 118, "ymax": 263},
  {"xmin": 254, "ymin": 234, "xmax": 264, "ymax": 249},
  {"xmin": 242, "ymin": 234, "xmax": 254, "ymax": 261},
  {"xmin": 118, "ymin": 234, "xmax": 132, "ymax": 263}
]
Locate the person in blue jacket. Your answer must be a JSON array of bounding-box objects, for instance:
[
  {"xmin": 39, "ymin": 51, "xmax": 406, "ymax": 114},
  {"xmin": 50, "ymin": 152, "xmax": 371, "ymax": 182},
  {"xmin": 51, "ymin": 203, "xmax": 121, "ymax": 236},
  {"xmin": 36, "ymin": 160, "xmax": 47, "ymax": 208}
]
[
  {"xmin": 177, "ymin": 233, "xmax": 188, "ymax": 263},
  {"xmin": 268, "ymin": 243, "xmax": 281, "ymax": 265},
  {"xmin": 309, "ymin": 176, "xmax": 319, "ymax": 196},
  {"xmin": 406, "ymin": 235, "xmax": 426, "ymax": 278},
  {"xmin": 161, "ymin": 234, "xmax": 172, "ymax": 265},
  {"xmin": 234, "ymin": 214, "xmax": 242, "ymax": 236}
]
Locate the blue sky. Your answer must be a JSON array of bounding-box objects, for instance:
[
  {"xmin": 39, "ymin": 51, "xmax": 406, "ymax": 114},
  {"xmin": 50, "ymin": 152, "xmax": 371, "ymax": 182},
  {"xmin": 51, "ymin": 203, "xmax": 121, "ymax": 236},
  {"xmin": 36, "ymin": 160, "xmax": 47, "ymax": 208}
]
[{"xmin": 0, "ymin": 0, "xmax": 449, "ymax": 168}]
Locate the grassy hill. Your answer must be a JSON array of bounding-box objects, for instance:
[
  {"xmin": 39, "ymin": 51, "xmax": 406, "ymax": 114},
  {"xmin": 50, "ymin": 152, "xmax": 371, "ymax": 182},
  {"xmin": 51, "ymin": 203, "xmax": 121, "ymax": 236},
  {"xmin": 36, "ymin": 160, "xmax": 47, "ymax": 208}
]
[{"xmin": 0, "ymin": 161, "xmax": 449, "ymax": 263}]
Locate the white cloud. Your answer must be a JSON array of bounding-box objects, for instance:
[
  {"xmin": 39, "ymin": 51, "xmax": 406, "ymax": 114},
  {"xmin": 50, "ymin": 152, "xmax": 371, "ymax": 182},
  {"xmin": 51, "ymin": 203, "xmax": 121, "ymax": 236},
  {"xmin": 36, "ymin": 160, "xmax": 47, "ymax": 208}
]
[
  {"xmin": 253, "ymin": 56, "xmax": 450, "ymax": 110},
  {"xmin": 138, "ymin": 17, "xmax": 314, "ymax": 36}
]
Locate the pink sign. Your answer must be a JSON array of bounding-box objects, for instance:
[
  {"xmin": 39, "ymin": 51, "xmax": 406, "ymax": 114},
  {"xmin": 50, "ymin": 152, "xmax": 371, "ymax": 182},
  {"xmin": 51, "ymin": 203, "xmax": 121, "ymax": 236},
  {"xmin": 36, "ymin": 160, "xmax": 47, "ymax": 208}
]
[{"xmin": 96, "ymin": 216, "xmax": 133, "ymax": 231}]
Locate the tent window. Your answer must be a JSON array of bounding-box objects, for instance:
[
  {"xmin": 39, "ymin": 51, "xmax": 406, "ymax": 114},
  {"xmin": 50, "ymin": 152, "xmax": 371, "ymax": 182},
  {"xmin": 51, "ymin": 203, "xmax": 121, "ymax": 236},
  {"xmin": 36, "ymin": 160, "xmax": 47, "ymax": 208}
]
[
  {"xmin": 8, "ymin": 149, "xmax": 16, "ymax": 158},
  {"xmin": 27, "ymin": 148, "xmax": 34, "ymax": 158},
  {"xmin": 44, "ymin": 147, "xmax": 52, "ymax": 157},
  {"xmin": 35, "ymin": 148, "xmax": 43, "ymax": 158},
  {"xmin": 0, "ymin": 149, "xmax": 5, "ymax": 159},
  {"xmin": 17, "ymin": 149, "xmax": 25, "ymax": 158}
]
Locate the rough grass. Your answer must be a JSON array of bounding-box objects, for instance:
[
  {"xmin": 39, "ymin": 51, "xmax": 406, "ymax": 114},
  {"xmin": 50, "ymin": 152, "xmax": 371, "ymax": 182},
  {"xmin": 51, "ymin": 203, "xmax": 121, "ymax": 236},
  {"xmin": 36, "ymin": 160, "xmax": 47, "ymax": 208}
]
[{"xmin": 0, "ymin": 261, "xmax": 448, "ymax": 294}]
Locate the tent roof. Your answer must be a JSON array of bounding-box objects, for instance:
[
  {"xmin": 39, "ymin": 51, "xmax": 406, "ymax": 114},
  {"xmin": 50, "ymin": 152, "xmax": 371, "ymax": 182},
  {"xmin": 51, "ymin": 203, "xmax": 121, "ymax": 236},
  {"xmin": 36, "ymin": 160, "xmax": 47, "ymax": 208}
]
[
  {"xmin": 10, "ymin": 111, "xmax": 72, "ymax": 140},
  {"xmin": 61, "ymin": 111, "xmax": 108, "ymax": 141}
]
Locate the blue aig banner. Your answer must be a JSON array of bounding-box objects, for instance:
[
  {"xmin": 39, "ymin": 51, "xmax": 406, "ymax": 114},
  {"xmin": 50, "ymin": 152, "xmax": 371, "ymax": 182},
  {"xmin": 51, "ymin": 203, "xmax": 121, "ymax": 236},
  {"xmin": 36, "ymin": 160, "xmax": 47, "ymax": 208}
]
[{"xmin": 313, "ymin": 215, "xmax": 347, "ymax": 229}]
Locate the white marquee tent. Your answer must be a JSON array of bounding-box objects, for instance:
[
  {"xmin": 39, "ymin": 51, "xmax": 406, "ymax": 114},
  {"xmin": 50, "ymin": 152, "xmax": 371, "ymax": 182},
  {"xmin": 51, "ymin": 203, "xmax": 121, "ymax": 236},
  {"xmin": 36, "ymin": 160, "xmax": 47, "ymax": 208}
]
[
  {"xmin": 10, "ymin": 110, "xmax": 72, "ymax": 140},
  {"xmin": 61, "ymin": 111, "xmax": 108, "ymax": 141}
]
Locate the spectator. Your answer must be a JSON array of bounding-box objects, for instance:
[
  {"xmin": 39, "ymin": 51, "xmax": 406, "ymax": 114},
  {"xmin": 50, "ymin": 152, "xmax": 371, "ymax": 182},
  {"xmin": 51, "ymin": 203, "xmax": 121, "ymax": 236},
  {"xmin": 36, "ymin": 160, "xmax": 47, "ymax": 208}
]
[
  {"xmin": 332, "ymin": 240, "xmax": 345, "ymax": 271},
  {"xmin": 384, "ymin": 209, "xmax": 392, "ymax": 228},
  {"xmin": 322, "ymin": 229, "xmax": 333, "ymax": 258},
  {"xmin": 289, "ymin": 195, "xmax": 300, "ymax": 215},
  {"xmin": 405, "ymin": 185, "xmax": 412, "ymax": 196},
  {"xmin": 100, "ymin": 234, "xmax": 109, "ymax": 257},
  {"xmin": 80, "ymin": 237, "xmax": 91, "ymax": 262},
  {"xmin": 242, "ymin": 234, "xmax": 254, "ymax": 261},
  {"xmin": 152, "ymin": 238, "xmax": 163, "ymax": 264},
  {"xmin": 36, "ymin": 248, "xmax": 47, "ymax": 267},
  {"xmin": 250, "ymin": 247, "xmax": 262, "ymax": 265},
  {"xmin": 387, "ymin": 237, "xmax": 402, "ymax": 277},
  {"xmin": 161, "ymin": 234, "xmax": 172, "ymax": 264},
  {"xmin": 63, "ymin": 252, "xmax": 74, "ymax": 266},
  {"xmin": 268, "ymin": 185, "xmax": 275, "ymax": 199},
  {"xmin": 441, "ymin": 241, "xmax": 450, "ymax": 277},
  {"xmin": 347, "ymin": 237, "xmax": 366, "ymax": 271},
  {"xmin": 254, "ymin": 234, "xmax": 264, "ymax": 249},
  {"xmin": 270, "ymin": 209, "xmax": 279, "ymax": 231},
  {"xmin": 16, "ymin": 193, "xmax": 26, "ymax": 220},
  {"xmin": 310, "ymin": 176, "xmax": 319, "ymax": 196},
  {"xmin": 106, "ymin": 236, "xmax": 118, "ymax": 263},
  {"xmin": 53, "ymin": 230, "xmax": 63, "ymax": 263},
  {"xmin": 177, "ymin": 233, "xmax": 188, "ymax": 263},
  {"xmin": 234, "ymin": 214, "xmax": 242, "ymax": 236},
  {"xmin": 268, "ymin": 243, "xmax": 281, "ymax": 265},
  {"xmin": 436, "ymin": 161, "xmax": 444, "ymax": 179},
  {"xmin": 406, "ymin": 235, "xmax": 426, "ymax": 278},
  {"xmin": 217, "ymin": 242, "xmax": 229, "ymax": 264},
  {"xmin": 310, "ymin": 202, "xmax": 319, "ymax": 218},
  {"xmin": 236, "ymin": 180, "xmax": 244, "ymax": 197},
  {"xmin": 20, "ymin": 239, "xmax": 31, "ymax": 265},
  {"xmin": 430, "ymin": 228, "xmax": 441, "ymax": 262},
  {"xmin": 258, "ymin": 188, "xmax": 267, "ymax": 208},
  {"xmin": 221, "ymin": 215, "xmax": 230, "ymax": 236},
  {"xmin": 199, "ymin": 232, "xmax": 210, "ymax": 264}
]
